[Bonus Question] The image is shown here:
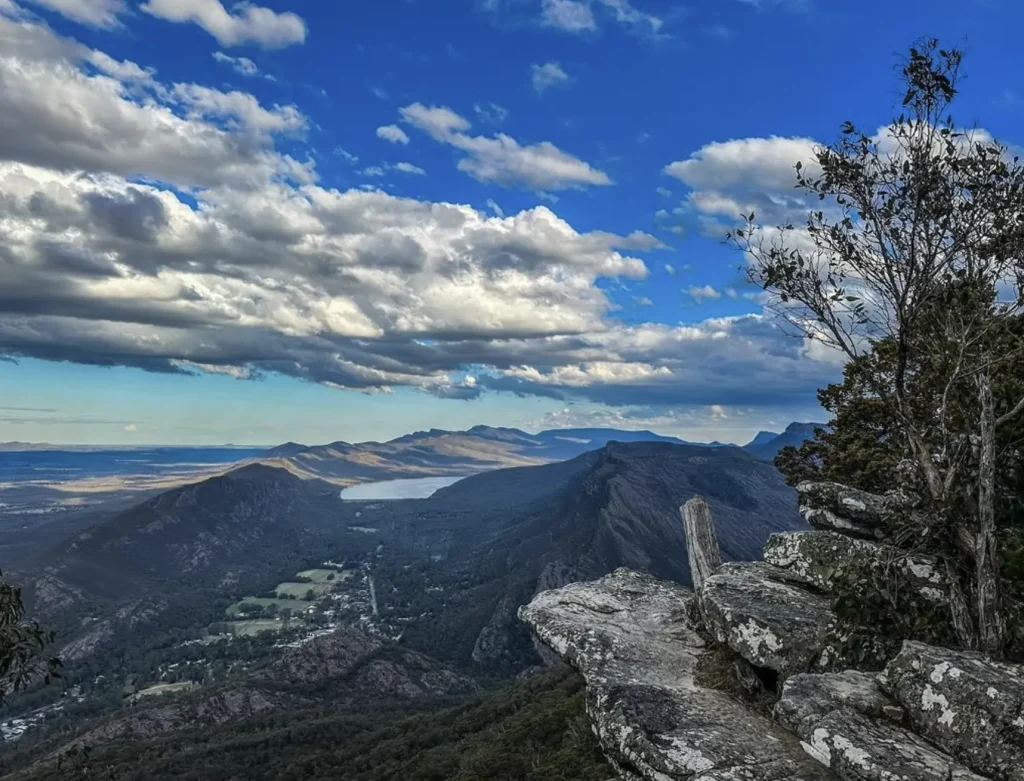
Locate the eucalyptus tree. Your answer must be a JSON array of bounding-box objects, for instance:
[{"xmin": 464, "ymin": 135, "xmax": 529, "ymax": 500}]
[{"xmin": 730, "ymin": 40, "xmax": 1024, "ymax": 655}]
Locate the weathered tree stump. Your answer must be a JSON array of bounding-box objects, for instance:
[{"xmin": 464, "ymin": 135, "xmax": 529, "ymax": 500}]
[{"xmin": 681, "ymin": 495, "xmax": 723, "ymax": 590}]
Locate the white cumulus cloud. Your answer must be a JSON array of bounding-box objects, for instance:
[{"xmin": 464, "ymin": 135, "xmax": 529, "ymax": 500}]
[
  {"xmin": 540, "ymin": 0, "xmax": 596, "ymax": 31},
  {"xmin": 140, "ymin": 0, "xmax": 307, "ymax": 48},
  {"xmin": 400, "ymin": 103, "xmax": 610, "ymax": 191},
  {"xmin": 0, "ymin": 9, "xmax": 311, "ymax": 189},
  {"xmin": 538, "ymin": 0, "xmax": 662, "ymax": 36},
  {"xmin": 212, "ymin": 51, "xmax": 272, "ymax": 80},
  {"xmin": 687, "ymin": 285, "xmax": 722, "ymax": 302},
  {"xmin": 377, "ymin": 124, "xmax": 410, "ymax": 145},
  {"xmin": 394, "ymin": 161, "xmax": 425, "ymax": 175}
]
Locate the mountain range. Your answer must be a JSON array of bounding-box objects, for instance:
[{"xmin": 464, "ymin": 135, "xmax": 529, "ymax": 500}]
[
  {"xmin": 742, "ymin": 421, "xmax": 826, "ymax": 461},
  {"xmin": 254, "ymin": 425, "xmax": 692, "ymax": 484},
  {"xmin": 251, "ymin": 424, "xmax": 813, "ymax": 485},
  {"xmin": 2, "ymin": 425, "xmax": 822, "ymax": 776},
  {"xmin": 19, "ymin": 439, "xmax": 808, "ymax": 671}
]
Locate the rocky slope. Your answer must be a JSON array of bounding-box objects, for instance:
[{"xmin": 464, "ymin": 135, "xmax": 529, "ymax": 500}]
[{"xmin": 520, "ymin": 481, "xmax": 1024, "ymax": 781}]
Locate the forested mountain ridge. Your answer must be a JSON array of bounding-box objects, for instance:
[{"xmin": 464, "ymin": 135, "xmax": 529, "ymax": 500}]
[
  {"xmin": 22, "ymin": 464, "xmax": 344, "ymax": 612},
  {"xmin": 395, "ymin": 441, "xmax": 803, "ymax": 671}
]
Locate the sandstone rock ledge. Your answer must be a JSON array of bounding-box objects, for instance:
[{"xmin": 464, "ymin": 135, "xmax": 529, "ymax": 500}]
[
  {"xmin": 521, "ymin": 565, "xmax": 1018, "ymax": 781},
  {"xmin": 521, "ymin": 482, "xmax": 1024, "ymax": 781},
  {"xmin": 518, "ymin": 569, "xmax": 837, "ymax": 780}
]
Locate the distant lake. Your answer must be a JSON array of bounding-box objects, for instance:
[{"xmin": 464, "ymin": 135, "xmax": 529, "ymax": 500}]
[{"xmin": 340, "ymin": 476, "xmax": 467, "ymax": 501}]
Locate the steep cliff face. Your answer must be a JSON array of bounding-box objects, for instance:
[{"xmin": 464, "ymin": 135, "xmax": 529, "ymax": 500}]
[{"xmin": 520, "ymin": 482, "xmax": 1024, "ymax": 781}]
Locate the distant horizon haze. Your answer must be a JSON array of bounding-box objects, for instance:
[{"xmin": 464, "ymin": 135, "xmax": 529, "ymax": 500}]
[{"xmin": 0, "ymin": 421, "xmax": 805, "ymax": 451}]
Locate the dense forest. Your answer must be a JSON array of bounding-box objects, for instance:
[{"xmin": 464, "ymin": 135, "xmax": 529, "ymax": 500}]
[{"xmin": 34, "ymin": 669, "xmax": 610, "ymax": 781}]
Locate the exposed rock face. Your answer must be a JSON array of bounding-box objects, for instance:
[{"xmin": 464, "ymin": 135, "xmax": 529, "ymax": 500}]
[
  {"xmin": 519, "ymin": 569, "xmax": 837, "ymax": 780},
  {"xmin": 795, "ymin": 707, "xmax": 988, "ymax": 781},
  {"xmin": 697, "ymin": 562, "xmax": 841, "ymax": 677},
  {"xmin": 879, "ymin": 642, "xmax": 1024, "ymax": 781},
  {"xmin": 763, "ymin": 531, "xmax": 947, "ymax": 604},
  {"xmin": 472, "ymin": 593, "xmax": 517, "ymax": 663},
  {"xmin": 776, "ymin": 670, "xmax": 988, "ymax": 781},
  {"xmin": 795, "ymin": 482, "xmax": 896, "ymax": 539},
  {"xmin": 775, "ymin": 670, "xmax": 904, "ymax": 736},
  {"xmin": 264, "ymin": 628, "xmax": 381, "ymax": 685},
  {"xmin": 71, "ymin": 687, "xmax": 298, "ymax": 747}
]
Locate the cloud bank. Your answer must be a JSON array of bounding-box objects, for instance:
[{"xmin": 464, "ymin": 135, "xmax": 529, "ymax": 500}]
[{"xmin": 0, "ymin": 2, "xmax": 841, "ymax": 418}]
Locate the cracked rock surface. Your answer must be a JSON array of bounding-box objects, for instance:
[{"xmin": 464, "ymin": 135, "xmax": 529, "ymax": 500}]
[
  {"xmin": 795, "ymin": 482, "xmax": 897, "ymax": 540},
  {"xmin": 879, "ymin": 642, "xmax": 1024, "ymax": 781},
  {"xmin": 776, "ymin": 670, "xmax": 987, "ymax": 781},
  {"xmin": 763, "ymin": 531, "xmax": 947, "ymax": 604},
  {"xmin": 697, "ymin": 562, "xmax": 840, "ymax": 677},
  {"xmin": 796, "ymin": 707, "xmax": 988, "ymax": 781},
  {"xmin": 519, "ymin": 568, "xmax": 837, "ymax": 781}
]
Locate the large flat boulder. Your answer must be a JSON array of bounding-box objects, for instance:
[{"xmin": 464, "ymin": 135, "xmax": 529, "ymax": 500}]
[
  {"xmin": 879, "ymin": 641, "xmax": 1024, "ymax": 781},
  {"xmin": 519, "ymin": 568, "xmax": 837, "ymax": 781},
  {"xmin": 776, "ymin": 671, "xmax": 988, "ymax": 781},
  {"xmin": 763, "ymin": 531, "xmax": 947, "ymax": 604},
  {"xmin": 698, "ymin": 562, "xmax": 841, "ymax": 677}
]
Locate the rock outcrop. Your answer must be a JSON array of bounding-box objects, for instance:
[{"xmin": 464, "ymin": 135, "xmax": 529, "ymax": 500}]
[
  {"xmin": 795, "ymin": 482, "xmax": 898, "ymax": 539},
  {"xmin": 682, "ymin": 496, "xmax": 723, "ymax": 589},
  {"xmin": 259, "ymin": 627, "xmax": 477, "ymax": 698},
  {"xmin": 763, "ymin": 530, "xmax": 948, "ymax": 604},
  {"xmin": 776, "ymin": 671, "xmax": 988, "ymax": 781},
  {"xmin": 774, "ymin": 670, "xmax": 905, "ymax": 734},
  {"xmin": 697, "ymin": 562, "xmax": 841, "ymax": 676},
  {"xmin": 879, "ymin": 642, "xmax": 1024, "ymax": 781},
  {"xmin": 520, "ymin": 483, "xmax": 1024, "ymax": 781},
  {"xmin": 519, "ymin": 569, "xmax": 836, "ymax": 780}
]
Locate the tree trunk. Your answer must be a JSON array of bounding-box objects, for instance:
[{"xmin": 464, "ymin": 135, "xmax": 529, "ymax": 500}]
[
  {"xmin": 976, "ymin": 370, "xmax": 1005, "ymax": 656},
  {"xmin": 943, "ymin": 556, "xmax": 979, "ymax": 651},
  {"xmin": 907, "ymin": 429, "xmax": 944, "ymax": 501},
  {"xmin": 681, "ymin": 496, "xmax": 723, "ymax": 590}
]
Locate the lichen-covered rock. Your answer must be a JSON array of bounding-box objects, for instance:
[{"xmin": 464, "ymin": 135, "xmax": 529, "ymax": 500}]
[
  {"xmin": 776, "ymin": 671, "xmax": 988, "ymax": 781},
  {"xmin": 796, "ymin": 482, "xmax": 898, "ymax": 539},
  {"xmin": 698, "ymin": 562, "xmax": 841, "ymax": 677},
  {"xmin": 775, "ymin": 670, "xmax": 905, "ymax": 737},
  {"xmin": 879, "ymin": 641, "xmax": 1024, "ymax": 781},
  {"xmin": 519, "ymin": 568, "xmax": 838, "ymax": 780},
  {"xmin": 799, "ymin": 708, "xmax": 988, "ymax": 781},
  {"xmin": 763, "ymin": 531, "xmax": 948, "ymax": 604}
]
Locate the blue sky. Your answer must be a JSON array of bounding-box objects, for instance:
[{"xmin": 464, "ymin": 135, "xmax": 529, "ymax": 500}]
[{"xmin": 0, "ymin": 0, "xmax": 1021, "ymax": 446}]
